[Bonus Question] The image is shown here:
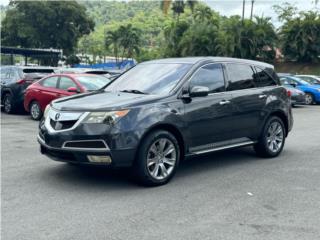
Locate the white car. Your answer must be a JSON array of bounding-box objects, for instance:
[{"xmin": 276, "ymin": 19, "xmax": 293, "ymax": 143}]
[{"xmin": 296, "ymin": 75, "xmax": 320, "ymax": 85}]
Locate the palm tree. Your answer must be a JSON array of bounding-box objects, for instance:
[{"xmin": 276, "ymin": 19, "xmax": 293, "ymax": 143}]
[
  {"xmin": 194, "ymin": 5, "xmax": 213, "ymax": 22},
  {"xmin": 242, "ymin": 0, "xmax": 246, "ymax": 23},
  {"xmin": 118, "ymin": 24, "xmax": 141, "ymax": 61},
  {"xmin": 161, "ymin": 0, "xmax": 198, "ymax": 17},
  {"xmin": 105, "ymin": 30, "xmax": 120, "ymax": 64}
]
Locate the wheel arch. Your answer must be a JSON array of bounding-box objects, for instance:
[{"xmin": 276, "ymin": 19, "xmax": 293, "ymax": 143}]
[
  {"xmin": 267, "ymin": 111, "xmax": 289, "ymax": 137},
  {"xmin": 136, "ymin": 123, "xmax": 186, "ymax": 161}
]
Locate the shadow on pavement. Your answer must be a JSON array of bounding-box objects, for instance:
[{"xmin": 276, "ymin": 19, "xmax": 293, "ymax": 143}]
[{"xmin": 41, "ymin": 146, "xmax": 260, "ymax": 190}]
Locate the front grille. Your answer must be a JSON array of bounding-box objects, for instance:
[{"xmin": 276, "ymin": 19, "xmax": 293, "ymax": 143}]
[
  {"xmin": 63, "ymin": 140, "xmax": 107, "ymax": 149},
  {"xmin": 50, "ymin": 119, "xmax": 77, "ymax": 130}
]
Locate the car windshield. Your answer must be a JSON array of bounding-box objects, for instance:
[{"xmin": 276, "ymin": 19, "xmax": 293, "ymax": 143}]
[
  {"xmin": 104, "ymin": 63, "xmax": 192, "ymax": 95},
  {"xmin": 75, "ymin": 75, "xmax": 111, "ymax": 91}
]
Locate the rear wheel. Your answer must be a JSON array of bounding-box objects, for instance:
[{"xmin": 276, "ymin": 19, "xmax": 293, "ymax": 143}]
[
  {"xmin": 29, "ymin": 101, "xmax": 42, "ymax": 120},
  {"xmin": 254, "ymin": 116, "xmax": 286, "ymax": 158},
  {"xmin": 305, "ymin": 93, "xmax": 314, "ymax": 105},
  {"xmin": 3, "ymin": 93, "xmax": 15, "ymax": 114},
  {"xmin": 134, "ymin": 130, "xmax": 180, "ymax": 186}
]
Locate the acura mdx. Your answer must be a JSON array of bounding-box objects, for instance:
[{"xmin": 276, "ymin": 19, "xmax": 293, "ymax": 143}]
[{"xmin": 38, "ymin": 57, "xmax": 293, "ymax": 186}]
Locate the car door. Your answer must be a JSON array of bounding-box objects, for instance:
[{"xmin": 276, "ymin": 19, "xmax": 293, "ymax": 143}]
[
  {"xmin": 37, "ymin": 76, "xmax": 60, "ymax": 110},
  {"xmin": 57, "ymin": 76, "xmax": 80, "ymax": 97},
  {"xmin": 225, "ymin": 63, "xmax": 267, "ymax": 139},
  {"xmin": 183, "ymin": 63, "xmax": 234, "ymax": 150}
]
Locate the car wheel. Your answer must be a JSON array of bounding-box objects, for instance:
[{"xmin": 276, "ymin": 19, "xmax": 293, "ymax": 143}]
[
  {"xmin": 30, "ymin": 101, "xmax": 43, "ymax": 120},
  {"xmin": 254, "ymin": 116, "xmax": 286, "ymax": 158},
  {"xmin": 3, "ymin": 94, "xmax": 15, "ymax": 114},
  {"xmin": 305, "ymin": 93, "xmax": 314, "ymax": 105},
  {"xmin": 134, "ymin": 130, "xmax": 180, "ymax": 186}
]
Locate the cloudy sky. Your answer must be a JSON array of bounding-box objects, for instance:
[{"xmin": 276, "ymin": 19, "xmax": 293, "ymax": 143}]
[
  {"xmin": 205, "ymin": 0, "xmax": 319, "ymax": 27},
  {"xmin": 0, "ymin": 0, "xmax": 318, "ymax": 27}
]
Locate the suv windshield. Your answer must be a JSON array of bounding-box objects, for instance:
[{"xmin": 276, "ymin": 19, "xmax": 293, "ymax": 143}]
[
  {"xmin": 104, "ymin": 63, "xmax": 191, "ymax": 95},
  {"xmin": 75, "ymin": 75, "xmax": 111, "ymax": 91}
]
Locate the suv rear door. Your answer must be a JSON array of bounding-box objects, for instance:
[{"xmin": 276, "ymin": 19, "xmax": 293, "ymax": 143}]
[
  {"xmin": 225, "ymin": 63, "xmax": 269, "ymax": 139},
  {"xmin": 183, "ymin": 63, "xmax": 235, "ymax": 150}
]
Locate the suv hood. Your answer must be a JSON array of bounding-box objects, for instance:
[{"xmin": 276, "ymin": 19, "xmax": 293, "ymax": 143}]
[{"xmin": 51, "ymin": 91, "xmax": 163, "ymax": 111}]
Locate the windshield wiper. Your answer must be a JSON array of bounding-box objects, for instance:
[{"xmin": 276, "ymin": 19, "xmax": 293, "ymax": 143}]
[{"xmin": 120, "ymin": 89, "xmax": 149, "ymax": 95}]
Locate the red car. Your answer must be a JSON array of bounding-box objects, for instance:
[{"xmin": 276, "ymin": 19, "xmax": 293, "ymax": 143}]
[{"xmin": 24, "ymin": 73, "xmax": 111, "ymax": 120}]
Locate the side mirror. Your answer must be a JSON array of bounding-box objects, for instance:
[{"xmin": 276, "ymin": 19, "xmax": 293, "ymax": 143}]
[
  {"xmin": 189, "ymin": 86, "xmax": 209, "ymax": 97},
  {"xmin": 290, "ymin": 83, "xmax": 297, "ymax": 88},
  {"xmin": 67, "ymin": 87, "xmax": 79, "ymax": 93}
]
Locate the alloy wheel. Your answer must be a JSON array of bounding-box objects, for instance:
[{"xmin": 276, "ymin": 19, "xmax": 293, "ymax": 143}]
[
  {"xmin": 305, "ymin": 94, "xmax": 313, "ymax": 105},
  {"xmin": 30, "ymin": 103, "xmax": 40, "ymax": 119},
  {"xmin": 266, "ymin": 121, "xmax": 284, "ymax": 153},
  {"xmin": 146, "ymin": 138, "xmax": 177, "ymax": 180},
  {"xmin": 4, "ymin": 96, "xmax": 12, "ymax": 113}
]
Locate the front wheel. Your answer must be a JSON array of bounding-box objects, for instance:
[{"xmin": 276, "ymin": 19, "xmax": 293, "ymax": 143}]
[
  {"xmin": 254, "ymin": 116, "xmax": 286, "ymax": 158},
  {"xmin": 3, "ymin": 94, "xmax": 15, "ymax": 114},
  {"xmin": 134, "ymin": 130, "xmax": 180, "ymax": 186},
  {"xmin": 305, "ymin": 93, "xmax": 314, "ymax": 105},
  {"xmin": 30, "ymin": 101, "xmax": 43, "ymax": 120}
]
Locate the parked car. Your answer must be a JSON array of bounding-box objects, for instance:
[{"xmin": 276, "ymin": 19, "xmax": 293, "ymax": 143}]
[
  {"xmin": 38, "ymin": 57, "xmax": 293, "ymax": 186},
  {"xmin": 279, "ymin": 79, "xmax": 306, "ymax": 106},
  {"xmin": 24, "ymin": 74, "xmax": 111, "ymax": 120},
  {"xmin": 278, "ymin": 74, "xmax": 320, "ymax": 105},
  {"xmin": 295, "ymin": 75, "xmax": 320, "ymax": 85},
  {"xmin": 56, "ymin": 67, "xmax": 121, "ymax": 78},
  {"xmin": 1, "ymin": 66, "xmax": 55, "ymax": 113}
]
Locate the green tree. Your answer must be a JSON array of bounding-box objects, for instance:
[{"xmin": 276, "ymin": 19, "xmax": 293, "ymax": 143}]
[
  {"xmin": 279, "ymin": 11, "xmax": 320, "ymax": 62},
  {"xmin": 193, "ymin": 5, "xmax": 213, "ymax": 22},
  {"xmin": 1, "ymin": 1, "xmax": 94, "ymax": 55},
  {"xmin": 105, "ymin": 24, "xmax": 142, "ymax": 65}
]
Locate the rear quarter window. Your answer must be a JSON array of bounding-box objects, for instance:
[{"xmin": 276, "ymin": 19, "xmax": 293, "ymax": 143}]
[{"xmin": 254, "ymin": 67, "xmax": 277, "ymax": 87}]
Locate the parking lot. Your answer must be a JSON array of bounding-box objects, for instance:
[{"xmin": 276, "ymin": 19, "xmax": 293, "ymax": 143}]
[{"xmin": 1, "ymin": 106, "xmax": 320, "ymax": 240}]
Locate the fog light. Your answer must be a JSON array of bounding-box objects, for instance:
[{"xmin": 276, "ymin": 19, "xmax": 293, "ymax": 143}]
[{"xmin": 87, "ymin": 155, "xmax": 112, "ymax": 164}]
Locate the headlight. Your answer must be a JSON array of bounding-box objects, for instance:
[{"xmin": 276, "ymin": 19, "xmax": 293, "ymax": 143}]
[
  {"xmin": 44, "ymin": 105, "xmax": 51, "ymax": 119},
  {"xmin": 82, "ymin": 110, "xmax": 130, "ymax": 124}
]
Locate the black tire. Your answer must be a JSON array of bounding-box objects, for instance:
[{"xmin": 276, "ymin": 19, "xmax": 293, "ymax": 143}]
[
  {"xmin": 3, "ymin": 93, "xmax": 16, "ymax": 114},
  {"xmin": 305, "ymin": 93, "xmax": 314, "ymax": 105},
  {"xmin": 29, "ymin": 101, "xmax": 43, "ymax": 120},
  {"xmin": 133, "ymin": 130, "xmax": 180, "ymax": 186},
  {"xmin": 254, "ymin": 116, "xmax": 286, "ymax": 158}
]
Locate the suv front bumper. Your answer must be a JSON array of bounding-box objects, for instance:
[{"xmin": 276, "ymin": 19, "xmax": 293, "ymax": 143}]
[{"xmin": 38, "ymin": 134, "xmax": 136, "ymax": 167}]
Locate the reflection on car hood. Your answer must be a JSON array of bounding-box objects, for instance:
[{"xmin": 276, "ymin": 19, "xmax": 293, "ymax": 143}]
[{"xmin": 51, "ymin": 91, "xmax": 163, "ymax": 111}]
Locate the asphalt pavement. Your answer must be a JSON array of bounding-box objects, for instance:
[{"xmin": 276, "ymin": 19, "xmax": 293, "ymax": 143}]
[{"xmin": 1, "ymin": 106, "xmax": 320, "ymax": 240}]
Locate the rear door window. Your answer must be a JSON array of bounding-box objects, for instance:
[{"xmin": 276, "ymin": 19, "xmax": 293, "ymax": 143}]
[
  {"xmin": 41, "ymin": 76, "xmax": 59, "ymax": 88},
  {"xmin": 58, "ymin": 77, "xmax": 78, "ymax": 91},
  {"xmin": 226, "ymin": 63, "xmax": 255, "ymax": 91},
  {"xmin": 189, "ymin": 64, "xmax": 225, "ymax": 93},
  {"xmin": 254, "ymin": 67, "xmax": 277, "ymax": 87}
]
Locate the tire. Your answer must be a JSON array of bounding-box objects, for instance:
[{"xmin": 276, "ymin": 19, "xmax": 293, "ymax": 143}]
[
  {"xmin": 133, "ymin": 130, "xmax": 180, "ymax": 186},
  {"xmin": 29, "ymin": 101, "xmax": 43, "ymax": 120},
  {"xmin": 305, "ymin": 93, "xmax": 314, "ymax": 105},
  {"xmin": 254, "ymin": 116, "xmax": 286, "ymax": 158},
  {"xmin": 3, "ymin": 93, "xmax": 15, "ymax": 114}
]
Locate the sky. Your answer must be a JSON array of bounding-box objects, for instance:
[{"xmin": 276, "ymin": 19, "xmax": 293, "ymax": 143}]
[
  {"xmin": 0, "ymin": 0, "xmax": 318, "ymax": 27},
  {"xmin": 205, "ymin": 0, "xmax": 319, "ymax": 27}
]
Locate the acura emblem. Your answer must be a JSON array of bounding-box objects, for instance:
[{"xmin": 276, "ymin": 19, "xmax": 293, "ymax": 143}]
[{"xmin": 55, "ymin": 113, "xmax": 60, "ymax": 121}]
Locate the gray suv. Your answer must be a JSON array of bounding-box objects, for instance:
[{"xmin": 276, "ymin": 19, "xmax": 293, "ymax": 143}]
[{"xmin": 38, "ymin": 57, "xmax": 293, "ymax": 186}]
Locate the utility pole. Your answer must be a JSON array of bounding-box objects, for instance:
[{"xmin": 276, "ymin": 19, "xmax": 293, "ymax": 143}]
[
  {"xmin": 242, "ymin": 0, "xmax": 246, "ymax": 23},
  {"xmin": 250, "ymin": 0, "xmax": 255, "ymax": 20}
]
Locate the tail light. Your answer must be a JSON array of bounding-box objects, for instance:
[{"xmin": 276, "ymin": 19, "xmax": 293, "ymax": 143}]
[
  {"xmin": 287, "ymin": 90, "xmax": 292, "ymax": 97},
  {"xmin": 17, "ymin": 79, "xmax": 26, "ymax": 84}
]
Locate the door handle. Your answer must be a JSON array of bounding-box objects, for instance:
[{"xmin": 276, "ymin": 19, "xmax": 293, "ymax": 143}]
[
  {"xmin": 259, "ymin": 94, "xmax": 267, "ymax": 99},
  {"xmin": 219, "ymin": 100, "xmax": 231, "ymax": 105}
]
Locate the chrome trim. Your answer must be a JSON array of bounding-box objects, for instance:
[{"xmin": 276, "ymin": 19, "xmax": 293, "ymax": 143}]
[
  {"xmin": 44, "ymin": 108, "xmax": 89, "ymax": 133},
  {"xmin": 191, "ymin": 141, "xmax": 255, "ymax": 155},
  {"xmin": 62, "ymin": 139, "xmax": 110, "ymax": 151},
  {"xmin": 37, "ymin": 135, "xmax": 109, "ymax": 153}
]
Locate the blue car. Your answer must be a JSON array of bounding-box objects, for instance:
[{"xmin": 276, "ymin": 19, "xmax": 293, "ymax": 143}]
[{"xmin": 278, "ymin": 75, "xmax": 320, "ymax": 105}]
